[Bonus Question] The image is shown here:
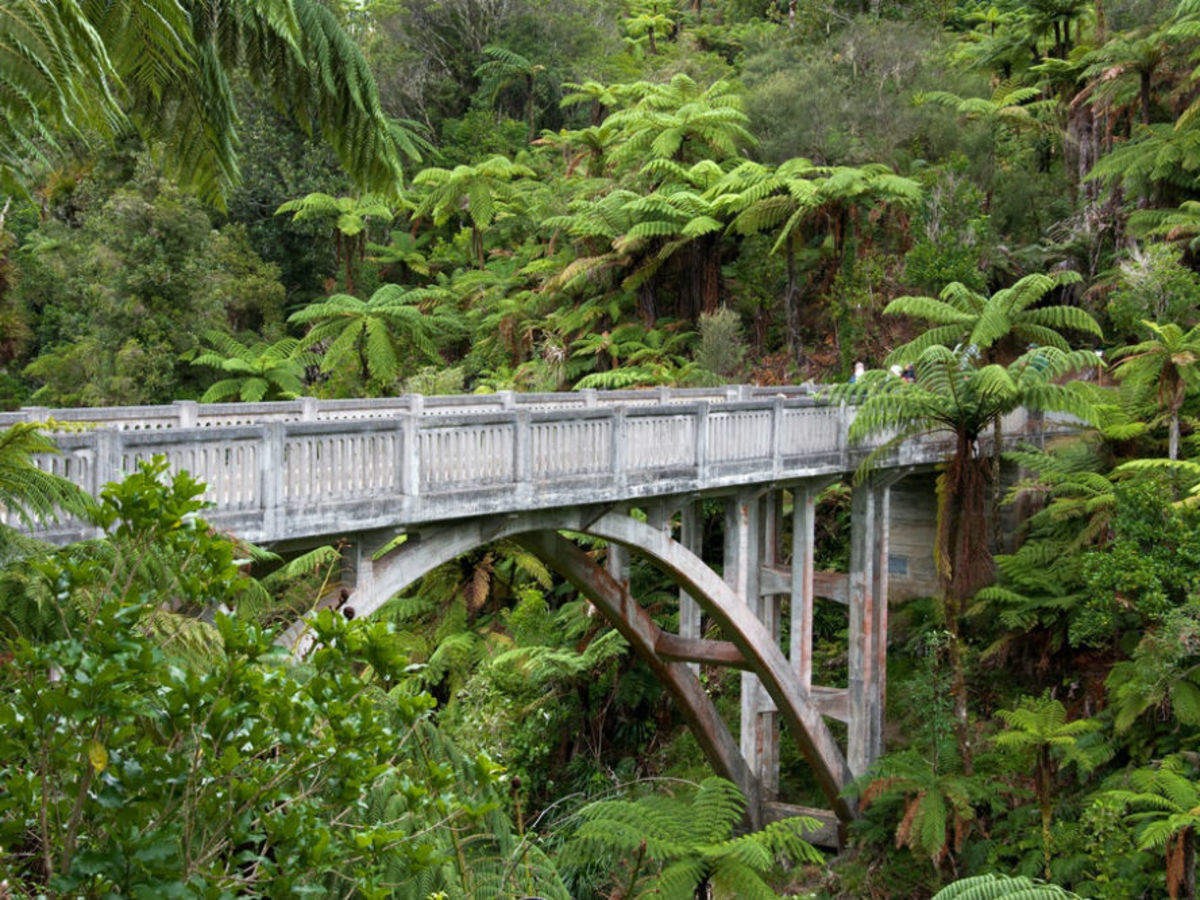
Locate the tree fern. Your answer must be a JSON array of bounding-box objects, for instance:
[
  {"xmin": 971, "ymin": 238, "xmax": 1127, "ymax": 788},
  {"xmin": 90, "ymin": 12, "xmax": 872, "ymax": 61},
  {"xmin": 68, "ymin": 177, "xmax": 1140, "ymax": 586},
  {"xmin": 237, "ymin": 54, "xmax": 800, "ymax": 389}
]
[
  {"xmin": 932, "ymin": 872, "xmax": 1081, "ymax": 898},
  {"xmin": 0, "ymin": 423, "xmax": 90, "ymax": 535},
  {"xmin": 289, "ymin": 284, "xmax": 456, "ymax": 387},
  {"xmin": 884, "ymin": 270, "xmax": 1099, "ymax": 366},
  {"xmin": 1102, "ymin": 755, "xmax": 1200, "ymax": 899},
  {"xmin": 561, "ymin": 777, "xmax": 821, "ymax": 899},
  {"xmin": 190, "ymin": 332, "xmax": 314, "ymax": 402}
]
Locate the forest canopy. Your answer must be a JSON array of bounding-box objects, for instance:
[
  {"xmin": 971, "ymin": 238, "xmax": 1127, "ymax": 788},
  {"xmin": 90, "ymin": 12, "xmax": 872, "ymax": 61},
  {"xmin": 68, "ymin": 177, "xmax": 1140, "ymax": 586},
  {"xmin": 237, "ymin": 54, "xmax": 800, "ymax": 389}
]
[{"xmin": 9, "ymin": 0, "xmax": 1200, "ymax": 895}]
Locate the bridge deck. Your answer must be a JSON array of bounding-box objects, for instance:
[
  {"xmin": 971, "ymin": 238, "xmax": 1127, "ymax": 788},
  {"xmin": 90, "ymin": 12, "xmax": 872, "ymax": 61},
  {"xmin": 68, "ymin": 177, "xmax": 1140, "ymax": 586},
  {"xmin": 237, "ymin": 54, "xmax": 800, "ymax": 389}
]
[{"xmin": 2, "ymin": 386, "xmax": 1041, "ymax": 544}]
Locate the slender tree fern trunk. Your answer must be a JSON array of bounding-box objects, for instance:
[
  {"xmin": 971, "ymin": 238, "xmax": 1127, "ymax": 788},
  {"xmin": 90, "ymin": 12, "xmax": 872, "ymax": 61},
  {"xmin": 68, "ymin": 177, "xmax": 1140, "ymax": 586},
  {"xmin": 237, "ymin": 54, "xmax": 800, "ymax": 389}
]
[
  {"xmin": 1185, "ymin": 827, "xmax": 1196, "ymax": 900},
  {"xmin": 525, "ymin": 73, "xmax": 536, "ymax": 140},
  {"xmin": 1169, "ymin": 827, "xmax": 1196, "ymax": 899},
  {"xmin": 358, "ymin": 329, "xmax": 370, "ymax": 385},
  {"xmin": 1171, "ymin": 411, "xmax": 1181, "ymax": 461},
  {"xmin": 702, "ymin": 237, "xmax": 720, "ymax": 315},
  {"xmin": 938, "ymin": 432, "xmax": 996, "ymax": 774},
  {"xmin": 991, "ymin": 416, "xmax": 1003, "ymax": 553},
  {"xmin": 785, "ymin": 233, "xmax": 801, "ymax": 364},
  {"xmin": 1038, "ymin": 746, "xmax": 1053, "ymax": 880}
]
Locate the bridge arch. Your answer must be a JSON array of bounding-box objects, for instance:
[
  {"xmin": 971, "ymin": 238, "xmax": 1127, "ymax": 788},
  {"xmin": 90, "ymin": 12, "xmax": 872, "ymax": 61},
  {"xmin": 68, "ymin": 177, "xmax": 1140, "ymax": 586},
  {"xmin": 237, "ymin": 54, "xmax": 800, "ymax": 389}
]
[{"xmin": 310, "ymin": 506, "xmax": 856, "ymax": 823}]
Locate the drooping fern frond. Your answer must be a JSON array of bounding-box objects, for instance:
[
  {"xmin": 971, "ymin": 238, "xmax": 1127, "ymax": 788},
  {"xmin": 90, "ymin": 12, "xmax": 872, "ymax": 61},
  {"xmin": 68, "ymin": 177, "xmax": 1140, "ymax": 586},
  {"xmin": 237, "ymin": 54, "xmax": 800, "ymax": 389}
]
[
  {"xmin": 0, "ymin": 423, "xmax": 90, "ymax": 531},
  {"xmin": 561, "ymin": 777, "xmax": 821, "ymax": 899},
  {"xmin": 931, "ymin": 872, "xmax": 1081, "ymax": 898}
]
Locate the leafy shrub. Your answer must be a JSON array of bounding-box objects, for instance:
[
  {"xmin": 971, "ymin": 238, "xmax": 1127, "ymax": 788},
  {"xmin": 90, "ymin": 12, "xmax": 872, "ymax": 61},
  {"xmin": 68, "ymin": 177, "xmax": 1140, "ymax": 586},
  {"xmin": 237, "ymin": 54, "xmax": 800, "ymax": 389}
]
[{"xmin": 695, "ymin": 307, "xmax": 747, "ymax": 378}]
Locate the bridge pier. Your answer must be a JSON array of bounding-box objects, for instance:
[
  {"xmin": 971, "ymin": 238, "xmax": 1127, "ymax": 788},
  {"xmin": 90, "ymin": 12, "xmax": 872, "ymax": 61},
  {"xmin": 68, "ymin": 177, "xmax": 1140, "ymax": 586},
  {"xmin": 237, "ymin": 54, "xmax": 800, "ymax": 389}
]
[
  {"xmin": 848, "ymin": 480, "xmax": 890, "ymax": 777},
  {"xmin": 678, "ymin": 500, "xmax": 703, "ymax": 674},
  {"xmin": 724, "ymin": 476, "xmax": 896, "ymax": 800}
]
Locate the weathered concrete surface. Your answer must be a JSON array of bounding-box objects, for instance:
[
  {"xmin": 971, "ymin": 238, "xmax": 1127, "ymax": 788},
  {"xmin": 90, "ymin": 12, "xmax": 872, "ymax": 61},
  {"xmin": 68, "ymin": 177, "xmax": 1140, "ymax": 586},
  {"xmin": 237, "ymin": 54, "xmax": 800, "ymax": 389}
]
[
  {"xmin": 3, "ymin": 387, "xmax": 1056, "ymax": 547},
  {"xmin": 2, "ymin": 387, "xmax": 1078, "ymax": 826},
  {"xmin": 288, "ymin": 504, "xmax": 858, "ymax": 822}
]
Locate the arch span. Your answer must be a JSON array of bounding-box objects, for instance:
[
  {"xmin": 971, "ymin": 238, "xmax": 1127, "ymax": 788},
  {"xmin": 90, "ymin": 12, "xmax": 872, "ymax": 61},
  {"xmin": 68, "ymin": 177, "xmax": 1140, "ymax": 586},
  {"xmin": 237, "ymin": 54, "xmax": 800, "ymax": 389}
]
[{"xmin": 319, "ymin": 505, "xmax": 855, "ymax": 821}]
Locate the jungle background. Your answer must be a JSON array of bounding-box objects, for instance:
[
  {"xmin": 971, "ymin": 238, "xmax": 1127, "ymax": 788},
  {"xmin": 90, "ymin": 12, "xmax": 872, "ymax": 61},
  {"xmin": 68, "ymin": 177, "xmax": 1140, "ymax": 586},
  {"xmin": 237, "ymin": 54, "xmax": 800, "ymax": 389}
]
[{"xmin": 6, "ymin": 0, "xmax": 1200, "ymax": 895}]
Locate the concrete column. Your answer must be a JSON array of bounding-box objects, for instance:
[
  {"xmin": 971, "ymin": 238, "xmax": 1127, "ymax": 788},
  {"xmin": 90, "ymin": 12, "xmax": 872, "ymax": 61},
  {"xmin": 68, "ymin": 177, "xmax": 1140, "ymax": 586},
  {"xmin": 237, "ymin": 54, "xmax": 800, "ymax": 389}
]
[
  {"xmin": 402, "ymin": 395, "xmax": 423, "ymax": 498},
  {"xmin": 725, "ymin": 491, "xmax": 766, "ymax": 787},
  {"xmin": 870, "ymin": 482, "xmax": 890, "ymax": 761},
  {"xmin": 790, "ymin": 484, "xmax": 817, "ymax": 692},
  {"xmin": 341, "ymin": 530, "xmax": 397, "ymax": 616},
  {"xmin": 757, "ymin": 490, "xmax": 782, "ymax": 799},
  {"xmin": 848, "ymin": 480, "xmax": 889, "ymax": 776},
  {"xmin": 605, "ymin": 504, "xmax": 630, "ymax": 586},
  {"xmin": 175, "ymin": 400, "xmax": 198, "ymax": 428},
  {"xmin": 679, "ymin": 500, "xmax": 703, "ymax": 675}
]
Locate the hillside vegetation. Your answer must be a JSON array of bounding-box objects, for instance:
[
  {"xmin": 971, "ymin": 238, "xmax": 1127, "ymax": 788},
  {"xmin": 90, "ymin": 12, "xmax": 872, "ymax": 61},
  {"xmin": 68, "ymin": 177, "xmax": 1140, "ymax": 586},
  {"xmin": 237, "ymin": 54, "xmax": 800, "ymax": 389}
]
[{"xmin": 6, "ymin": 0, "xmax": 1200, "ymax": 896}]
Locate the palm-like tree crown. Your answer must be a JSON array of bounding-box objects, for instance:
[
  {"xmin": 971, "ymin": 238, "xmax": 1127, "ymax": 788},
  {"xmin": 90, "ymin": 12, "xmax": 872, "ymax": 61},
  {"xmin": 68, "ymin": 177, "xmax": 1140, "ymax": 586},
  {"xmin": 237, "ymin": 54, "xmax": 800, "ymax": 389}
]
[
  {"xmin": 289, "ymin": 284, "xmax": 455, "ymax": 386},
  {"xmin": 1112, "ymin": 320, "xmax": 1200, "ymax": 459},
  {"xmin": 884, "ymin": 271, "xmax": 1101, "ymax": 365},
  {"xmin": 605, "ymin": 75, "xmax": 756, "ymax": 170},
  {"xmin": 842, "ymin": 344, "xmax": 1102, "ymax": 456},
  {"xmin": 191, "ymin": 332, "xmax": 314, "ymax": 402}
]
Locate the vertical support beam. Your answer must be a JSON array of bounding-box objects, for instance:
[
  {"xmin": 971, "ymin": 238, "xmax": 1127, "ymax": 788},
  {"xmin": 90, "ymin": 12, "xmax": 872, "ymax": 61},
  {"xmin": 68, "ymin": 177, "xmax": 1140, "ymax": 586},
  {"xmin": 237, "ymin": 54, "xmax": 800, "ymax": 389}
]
[
  {"xmin": 725, "ymin": 491, "xmax": 765, "ymax": 800},
  {"xmin": 175, "ymin": 400, "xmax": 198, "ymax": 428},
  {"xmin": 790, "ymin": 483, "xmax": 817, "ymax": 692},
  {"xmin": 513, "ymin": 408, "xmax": 532, "ymax": 504},
  {"xmin": 606, "ymin": 504, "xmax": 629, "ymax": 586},
  {"xmin": 679, "ymin": 500, "xmax": 703, "ymax": 675},
  {"xmin": 342, "ymin": 530, "xmax": 397, "ymax": 615},
  {"xmin": 848, "ymin": 479, "xmax": 889, "ymax": 776},
  {"xmin": 757, "ymin": 490, "xmax": 782, "ymax": 800},
  {"xmin": 94, "ymin": 429, "xmax": 123, "ymax": 494},
  {"xmin": 870, "ymin": 481, "xmax": 890, "ymax": 762},
  {"xmin": 694, "ymin": 402, "xmax": 709, "ymax": 483}
]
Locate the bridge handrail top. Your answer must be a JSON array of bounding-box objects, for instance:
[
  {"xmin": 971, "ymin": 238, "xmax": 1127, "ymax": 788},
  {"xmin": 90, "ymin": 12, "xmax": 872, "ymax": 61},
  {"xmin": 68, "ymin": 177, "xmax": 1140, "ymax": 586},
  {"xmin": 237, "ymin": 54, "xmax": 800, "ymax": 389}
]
[{"xmin": 0, "ymin": 384, "xmax": 830, "ymax": 432}]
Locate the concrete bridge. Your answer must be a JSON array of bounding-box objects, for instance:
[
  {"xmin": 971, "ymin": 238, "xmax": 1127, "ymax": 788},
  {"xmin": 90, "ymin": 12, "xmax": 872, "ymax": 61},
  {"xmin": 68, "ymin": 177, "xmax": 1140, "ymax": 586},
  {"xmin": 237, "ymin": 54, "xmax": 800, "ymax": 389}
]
[{"xmin": 1, "ymin": 386, "xmax": 1060, "ymax": 833}]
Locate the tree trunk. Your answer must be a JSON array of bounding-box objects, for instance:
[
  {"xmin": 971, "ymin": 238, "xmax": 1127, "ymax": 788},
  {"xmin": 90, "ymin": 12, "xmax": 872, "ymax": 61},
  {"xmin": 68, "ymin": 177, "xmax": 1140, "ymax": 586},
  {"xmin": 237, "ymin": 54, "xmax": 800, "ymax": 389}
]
[
  {"xmin": 1171, "ymin": 411, "xmax": 1181, "ymax": 461},
  {"xmin": 1185, "ymin": 828, "xmax": 1196, "ymax": 900},
  {"xmin": 1038, "ymin": 747, "xmax": 1053, "ymax": 880},
  {"xmin": 1169, "ymin": 827, "xmax": 1196, "ymax": 899},
  {"xmin": 938, "ymin": 433, "xmax": 996, "ymax": 773},
  {"xmin": 1141, "ymin": 70, "xmax": 1153, "ymax": 126},
  {"xmin": 785, "ymin": 233, "xmax": 801, "ymax": 364},
  {"xmin": 358, "ymin": 328, "xmax": 370, "ymax": 385},
  {"xmin": 702, "ymin": 240, "xmax": 720, "ymax": 315},
  {"xmin": 525, "ymin": 74, "xmax": 536, "ymax": 140}
]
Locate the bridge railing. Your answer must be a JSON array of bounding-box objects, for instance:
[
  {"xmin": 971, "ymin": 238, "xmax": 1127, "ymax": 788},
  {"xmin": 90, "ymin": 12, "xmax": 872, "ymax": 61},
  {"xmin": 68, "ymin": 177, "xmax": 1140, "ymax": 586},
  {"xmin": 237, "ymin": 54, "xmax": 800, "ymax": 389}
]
[
  {"xmin": 1, "ymin": 389, "xmax": 1050, "ymax": 544},
  {"xmin": 0, "ymin": 385, "xmax": 818, "ymax": 432}
]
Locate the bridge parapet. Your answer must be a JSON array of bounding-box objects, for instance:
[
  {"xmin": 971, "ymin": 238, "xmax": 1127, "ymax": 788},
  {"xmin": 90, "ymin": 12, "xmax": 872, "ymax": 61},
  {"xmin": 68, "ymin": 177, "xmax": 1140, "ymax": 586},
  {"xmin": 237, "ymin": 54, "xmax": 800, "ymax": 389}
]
[{"xmin": 2, "ymin": 387, "xmax": 1053, "ymax": 544}]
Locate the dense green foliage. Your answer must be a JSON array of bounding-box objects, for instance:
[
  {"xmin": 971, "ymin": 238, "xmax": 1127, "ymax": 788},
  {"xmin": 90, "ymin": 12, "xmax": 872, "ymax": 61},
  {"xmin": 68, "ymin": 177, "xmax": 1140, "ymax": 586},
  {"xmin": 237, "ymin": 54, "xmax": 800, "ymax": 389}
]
[{"xmin": 15, "ymin": 0, "xmax": 1200, "ymax": 895}]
